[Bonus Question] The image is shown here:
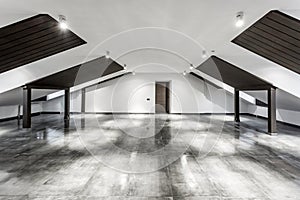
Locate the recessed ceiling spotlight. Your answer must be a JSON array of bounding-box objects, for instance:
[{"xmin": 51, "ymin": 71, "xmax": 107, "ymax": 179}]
[
  {"xmin": 124, "ymin": 64, "xmax": 127, "ymax": 70},
  {"xmin": 202, "ymin": 50, "xmax": 207, "ymax": 58},
  {"xmin": 105, "ymin": 51, "xmax": 110, "ymax": 59},
  {"xmin": 59, "ymin": 15, "xmax": 68, "ymax": 30},
  {"xmin": 183, "ymin": 71, "xmax": 187, "ymax": 76},
  {"xmin": 236, "ymin": 11, "xmax": 244, "ymax": 27},
  {"xmin": 132, "ymin": 71, "xmax": 136, "ymax": 75},
  {"xmin": 189, "ymin": 64, "xmax": 194, "ymax": 70}
]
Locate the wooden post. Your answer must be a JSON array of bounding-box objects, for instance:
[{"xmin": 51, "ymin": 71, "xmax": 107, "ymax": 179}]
[
  {"xmin": 23, "ymin": 86, "xmax": 31, "ymax": 128},
  {"xmin": 81, "ymin": 88, "xmax": 86, "ymax": 113},
  {"xmin": 234, "ymin": 89, "xmax": 240, "ymax": 122},
  {"xmin": 64, "ymin": 88, "xmax": 70, "ymax": 128},
  {"xmin": 268, "ymin": 88, "xmax": 277, "ymax": 135}
]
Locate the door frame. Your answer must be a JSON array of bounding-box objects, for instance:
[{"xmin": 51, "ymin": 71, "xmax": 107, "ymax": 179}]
[{"xmin": 155, "ymin": 81, "xmax": 171, "ymax": 114}]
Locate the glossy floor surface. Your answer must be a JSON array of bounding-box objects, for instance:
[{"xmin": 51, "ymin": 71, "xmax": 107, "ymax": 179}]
[{"xmin": 0, "ymin": 114, "xmax": 299, "ymax": 200}]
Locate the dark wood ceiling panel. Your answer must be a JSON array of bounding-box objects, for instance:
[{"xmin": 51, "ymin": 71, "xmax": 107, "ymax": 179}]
[
  {"xmin": 28, "ymin": 57, "xmax": 124, "ymax": 89},
  {"xmin": 271, "ymin": 11, "xmax": 300, "ymax": 32},
  {"xmin": 0, "ymin": 26, "xmax": 64, "ymax": 51},
  {"xmin": 0, "ymin": 14, "xmax": 86, "ymax": 74},
  {"xmin": 261, "ymin": 18, "xmax": 300, "ymax": 39},
  {"xmin": 0, "ymin": 35, "xmax": 79, "ymax": 62},
  {"xmin": 254, "ymin": 23, "xmax": 300, "ymax": 47},
  {"xmin": 235, "ymin": 38, "xmax": 299, "ymax": 73},
  {"xmin": 241, "ymin": 30, "xmax": 300, "ymax": 60},
  {"xmin": 1, "ymin": 40, "xmax": 84, "ymax": 72},
  {"xmin": 1, "ymin": 36, "xmax": 81, "ymax": 63},
  {"xmin": 0, "ymin": 14, "xmax": 52, "ymax": 37},
  {"xmin": 0, "ymin": 31, "xmax": 76, "ymax": 57},
  {"xmin": 196, "ymin": 56, "xmax": 273, "ymax": 90},
  {"xmin": 243, "ymin": 30, "xmax": 300, "ymax": 57},
  {"xmin": 232, "ymin": 10, "xmax": 300, "ymax": 74},
  {"xmin": 235, "ymin": 37, "xmax": 300, "ymax": 66},
  {"xmin": 189, "ymin": 72, "xmax": 222, "ymax": 89}
]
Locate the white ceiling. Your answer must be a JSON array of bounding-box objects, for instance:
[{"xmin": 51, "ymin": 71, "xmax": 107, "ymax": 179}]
[{"xmin": 0, "ymin": 0, "xmax": 300, "ymax": 106}]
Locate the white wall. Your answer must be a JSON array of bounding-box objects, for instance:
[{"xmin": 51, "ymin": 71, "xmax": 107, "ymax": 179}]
[
  {"xmin": 0, "ymin": 103, "xmax": 42, "ymax": 120},
  {"xmin": 248, "ymin": 105, "xmax": 300, "ymax": 126},
  {"xmin": 42, "ymin": 90, "xmax": 82, "ymax": 113},
  {"xmin": 42, "ymin": 73, "xmax": 250, "ymax": 114},
  {"xmin": 42, "ymin": 97, "xmax": 63, "ymax": 113}
]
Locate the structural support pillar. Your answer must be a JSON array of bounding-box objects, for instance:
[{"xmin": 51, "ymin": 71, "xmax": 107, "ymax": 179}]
[
  {"xmin": 64, "ymin": 88, "xmax": 70, "ymax": 128},
  {"xmin": 81, "ymin": 88, "xmax": 86, "ymax": 113},
  {"xmin": 23, "ymin": 86, "xmax": 31, "ymax": 128},
  {"xmin": 80, "ymin": 88, "xmax": 86, "ymax": 128},
  {"xmin": 234, "ymin": 89, "xmax": 240, "ymax": 122},
  {"xmin": 17, "ymin": 104, "xmax": 21, "ymax": 126},
  {"xmin": 268, "ymin": 87, "xmax": 277, "ymax": 135}
]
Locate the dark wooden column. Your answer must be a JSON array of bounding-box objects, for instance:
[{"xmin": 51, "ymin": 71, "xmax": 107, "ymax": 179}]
[
  {"xmin": 17, "ymin": 105, "xmax": 21, "ymax": 126},
  {"xmin": 81, "ymin": 88, "xmax": 86, "ymax": 113},
  {"xmin": 234, "ymin": 89, "xmax": 240, "ymax": 122},
  {"xmin": 23, "ymin": 86, "xmax": 31, "ymax": 128},
  {"xmin": 268, "ymin": 87, "xmax": 277, "ymax": 135},
  {"xmin": 64, "ymin": 88, "xmax": 70, "ymax": 128}
]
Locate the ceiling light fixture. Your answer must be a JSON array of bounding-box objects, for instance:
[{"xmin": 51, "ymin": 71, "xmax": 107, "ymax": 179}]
[
  {"xmin": 189, "ymin": 64, "xmax": 194, "ymax": 70},
  {"xmin": 59, "ymin": 15, "xmax": 68, "ymax": 30},
  {"xmin": 105, "ymin": 51, "xmax": 110, "ymax": 59},
  {"xmin": 202, "ymin": 50, "xmax": 207, "ymax": 58},
  {"xmin": 183, "ymin": 71, "xmax": 187, "ymax": 76},
  {"xmin": 132, "ymin": 71, "xmax": 136, "ymax": 75},
  {"xmin": 236, "ymin": 11, "xmax": 244, "ymax": 27},
  {"xmin": 124, "ymin": 64, "xmax": 127, "ymax": 70}
]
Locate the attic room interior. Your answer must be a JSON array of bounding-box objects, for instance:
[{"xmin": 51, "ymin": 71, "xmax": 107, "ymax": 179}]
[{"xmin": 0, "ymin": 0, "xmax": 300, "ymax": 199}]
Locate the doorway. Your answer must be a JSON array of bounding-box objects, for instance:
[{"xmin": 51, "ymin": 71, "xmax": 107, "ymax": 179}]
[{"xmin": 155, "ymin": 82, "xmax": 170, "ymax": 113}]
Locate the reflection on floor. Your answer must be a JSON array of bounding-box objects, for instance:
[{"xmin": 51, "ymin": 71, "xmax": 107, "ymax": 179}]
[{"xmin": 0, "ymin": 114, "xmax": 299, "ymax": 200}]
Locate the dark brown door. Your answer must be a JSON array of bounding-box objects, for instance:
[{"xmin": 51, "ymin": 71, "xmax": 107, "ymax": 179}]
[{"xmin": 155, "ymin": 82, "xmax": 170, "ymax": 113}]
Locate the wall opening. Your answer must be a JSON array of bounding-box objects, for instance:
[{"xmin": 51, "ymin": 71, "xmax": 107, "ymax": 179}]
[{"xmin": 155, "ymin": 82, "xmax": 170, "ymax": 113}]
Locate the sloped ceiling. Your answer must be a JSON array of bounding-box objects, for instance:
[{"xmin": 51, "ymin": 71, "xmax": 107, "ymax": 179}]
[
  {"xmin": 28, "ymin": 57, "xmax": 123, "ymax": 89},
  {"xmin": 232, "ymin": 10, "xmax": 300, "ymax": 74},
  {"xmin": 0, "ymin": 1, "xmax": 299, "ymax": 90},
  {"xmin": 196, "ymin": 56, "xmax": 273, "ymax": 90},
  {"xmin": 0, "ymin": 0, "xmax": 300, "ymax": 106},
  {"xmin": 0, "ymin": 13, "xmax": 86, "ymax": 74}
]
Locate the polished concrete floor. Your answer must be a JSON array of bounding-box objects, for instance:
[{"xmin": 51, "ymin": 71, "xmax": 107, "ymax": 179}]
[{"xmin": 0, "ymin": 114, "xmax": 299, "ymax": 200}]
